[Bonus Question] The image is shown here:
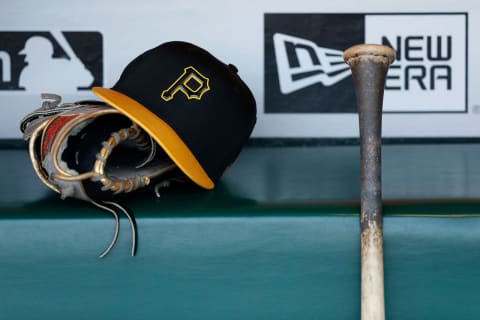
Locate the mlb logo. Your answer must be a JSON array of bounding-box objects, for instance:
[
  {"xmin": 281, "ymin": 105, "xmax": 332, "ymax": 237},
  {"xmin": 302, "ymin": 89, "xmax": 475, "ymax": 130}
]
[
  {"xmin": 264, "ymin": 13, "xmax": 468, "ymax": 113},
  {"xmin": 0, "ymin": 31, "xmax": 103, "ymax": 93}
]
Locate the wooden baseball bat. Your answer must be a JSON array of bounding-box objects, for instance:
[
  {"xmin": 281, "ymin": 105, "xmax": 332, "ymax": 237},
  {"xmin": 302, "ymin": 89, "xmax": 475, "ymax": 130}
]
[{"xmin": 344, "ymin": 44, "xmax": 395, "ymax": 320}]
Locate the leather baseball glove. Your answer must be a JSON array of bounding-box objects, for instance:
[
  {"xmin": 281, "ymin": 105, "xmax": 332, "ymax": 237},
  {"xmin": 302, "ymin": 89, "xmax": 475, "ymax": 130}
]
[
  {"xmin": 20, "ymin": 94, "xmax": 182, "ymax": 257},
  {"xmin": 19, "ymin": 41, "xmax": 257, "ymax": 258}
]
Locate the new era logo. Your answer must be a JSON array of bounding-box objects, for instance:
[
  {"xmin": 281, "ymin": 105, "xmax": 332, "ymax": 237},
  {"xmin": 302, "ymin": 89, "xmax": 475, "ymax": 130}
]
[
  {"xmin": 365, "ymin": 14, "xmax": 467, "ymax": 112},
  {"xmin": 0, "ymin": 31, "xmax": 102, "ymax": 92},
  {"xmin": 273, "ymin": 33, "xmax": 351, "ymax": 94},
  {"xmin": 265, "ymin": 13, "xmax": 468, "ymax": 113}
]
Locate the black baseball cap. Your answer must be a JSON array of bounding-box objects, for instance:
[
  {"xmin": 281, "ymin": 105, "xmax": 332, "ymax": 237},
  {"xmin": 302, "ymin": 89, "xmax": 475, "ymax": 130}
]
[{"xmin": 92, "ymin": 41, "xmax": 256, "ymax": 189}]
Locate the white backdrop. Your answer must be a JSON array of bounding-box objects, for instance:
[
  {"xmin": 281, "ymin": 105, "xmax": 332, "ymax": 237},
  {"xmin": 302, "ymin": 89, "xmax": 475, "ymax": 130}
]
[{"xmin": 1, "ymin": 0, "xmax": 479, "ymax": 138}]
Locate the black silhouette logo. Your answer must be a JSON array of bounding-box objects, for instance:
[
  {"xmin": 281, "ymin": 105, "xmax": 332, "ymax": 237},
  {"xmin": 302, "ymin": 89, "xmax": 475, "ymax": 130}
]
[{"xmin": 0, "ymin": 31, "xmax": 102, "ymax": 92}]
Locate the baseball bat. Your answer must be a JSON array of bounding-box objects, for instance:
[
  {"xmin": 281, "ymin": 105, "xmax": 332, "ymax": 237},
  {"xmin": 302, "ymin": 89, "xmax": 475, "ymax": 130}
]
[{"xmin": 344, "ymin": 44, "xmax": 395, "ymax": 320}]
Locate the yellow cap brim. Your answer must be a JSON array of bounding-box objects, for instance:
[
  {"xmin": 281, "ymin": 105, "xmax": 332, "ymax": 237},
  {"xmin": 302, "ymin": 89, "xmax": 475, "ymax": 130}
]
[{"xmin": 92, "ymin": 87, "xmax": 214, "ymax": 190}]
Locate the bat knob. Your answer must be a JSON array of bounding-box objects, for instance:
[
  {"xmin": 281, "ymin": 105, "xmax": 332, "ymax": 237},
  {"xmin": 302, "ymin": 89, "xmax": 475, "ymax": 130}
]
[{"xmin": 343, "ymin": 44, "xmax": 396, "ymax": 66}]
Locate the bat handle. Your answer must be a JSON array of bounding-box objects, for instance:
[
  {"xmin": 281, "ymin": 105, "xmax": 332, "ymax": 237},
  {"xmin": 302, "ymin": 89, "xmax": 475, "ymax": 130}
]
[{"xmin": 344, "ymin": 44, "xmax": 395, "ymax": 320}]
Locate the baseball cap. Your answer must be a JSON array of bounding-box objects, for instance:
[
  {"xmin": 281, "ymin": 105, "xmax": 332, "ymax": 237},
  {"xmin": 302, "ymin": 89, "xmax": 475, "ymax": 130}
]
[{"xmin": 92, "ymin": 41, "xmax": 256, "ymax": 189}]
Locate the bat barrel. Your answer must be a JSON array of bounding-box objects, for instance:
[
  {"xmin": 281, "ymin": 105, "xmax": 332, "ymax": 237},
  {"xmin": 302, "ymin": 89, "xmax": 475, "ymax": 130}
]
[{"xmin": 344, "ymin": 44, "xmax": 395, "ymax": 320}]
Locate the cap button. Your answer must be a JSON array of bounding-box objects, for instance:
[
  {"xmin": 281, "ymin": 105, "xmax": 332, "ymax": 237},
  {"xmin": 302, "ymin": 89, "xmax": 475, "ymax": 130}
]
[{"xmin": 228, "ymin": 64, "xmax": 238, "ymax": 73}]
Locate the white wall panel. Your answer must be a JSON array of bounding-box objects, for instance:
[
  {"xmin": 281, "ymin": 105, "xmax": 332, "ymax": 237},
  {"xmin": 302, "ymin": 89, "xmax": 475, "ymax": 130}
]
[{"xmin": 0, "ymin": 0, "xmax": 478, "ymax": 138}]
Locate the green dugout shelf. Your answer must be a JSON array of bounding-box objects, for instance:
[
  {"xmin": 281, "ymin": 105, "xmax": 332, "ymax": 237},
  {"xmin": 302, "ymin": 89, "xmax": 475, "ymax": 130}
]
[{"xmin": 1, "ymin": 144, "xmax": 480, "ymax": 319}]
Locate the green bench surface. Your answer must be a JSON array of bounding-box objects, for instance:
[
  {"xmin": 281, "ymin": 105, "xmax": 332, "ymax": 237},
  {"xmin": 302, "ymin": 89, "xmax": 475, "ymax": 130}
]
[{"xmin": 1, "ymin": 144, "xmax": 480, "ymax": 319}]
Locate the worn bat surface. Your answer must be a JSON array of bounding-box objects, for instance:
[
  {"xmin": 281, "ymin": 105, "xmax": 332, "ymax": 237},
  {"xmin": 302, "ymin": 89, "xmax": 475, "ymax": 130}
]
[{"xmin": 344, "ymin": 44, "xmax": 396, "ymax": 320}]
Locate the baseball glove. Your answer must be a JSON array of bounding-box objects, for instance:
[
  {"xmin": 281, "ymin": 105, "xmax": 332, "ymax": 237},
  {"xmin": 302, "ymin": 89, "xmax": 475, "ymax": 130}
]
[{"xmin": 20, "ymin": 94, "xmax": 183, "ymax": 257}]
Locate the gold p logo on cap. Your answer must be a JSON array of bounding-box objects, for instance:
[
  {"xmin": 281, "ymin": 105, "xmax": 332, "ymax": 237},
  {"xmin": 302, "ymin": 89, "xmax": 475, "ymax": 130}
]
[{"xmin": 161, "ymin": 66, "xmax": 210, "ymax": 102}]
